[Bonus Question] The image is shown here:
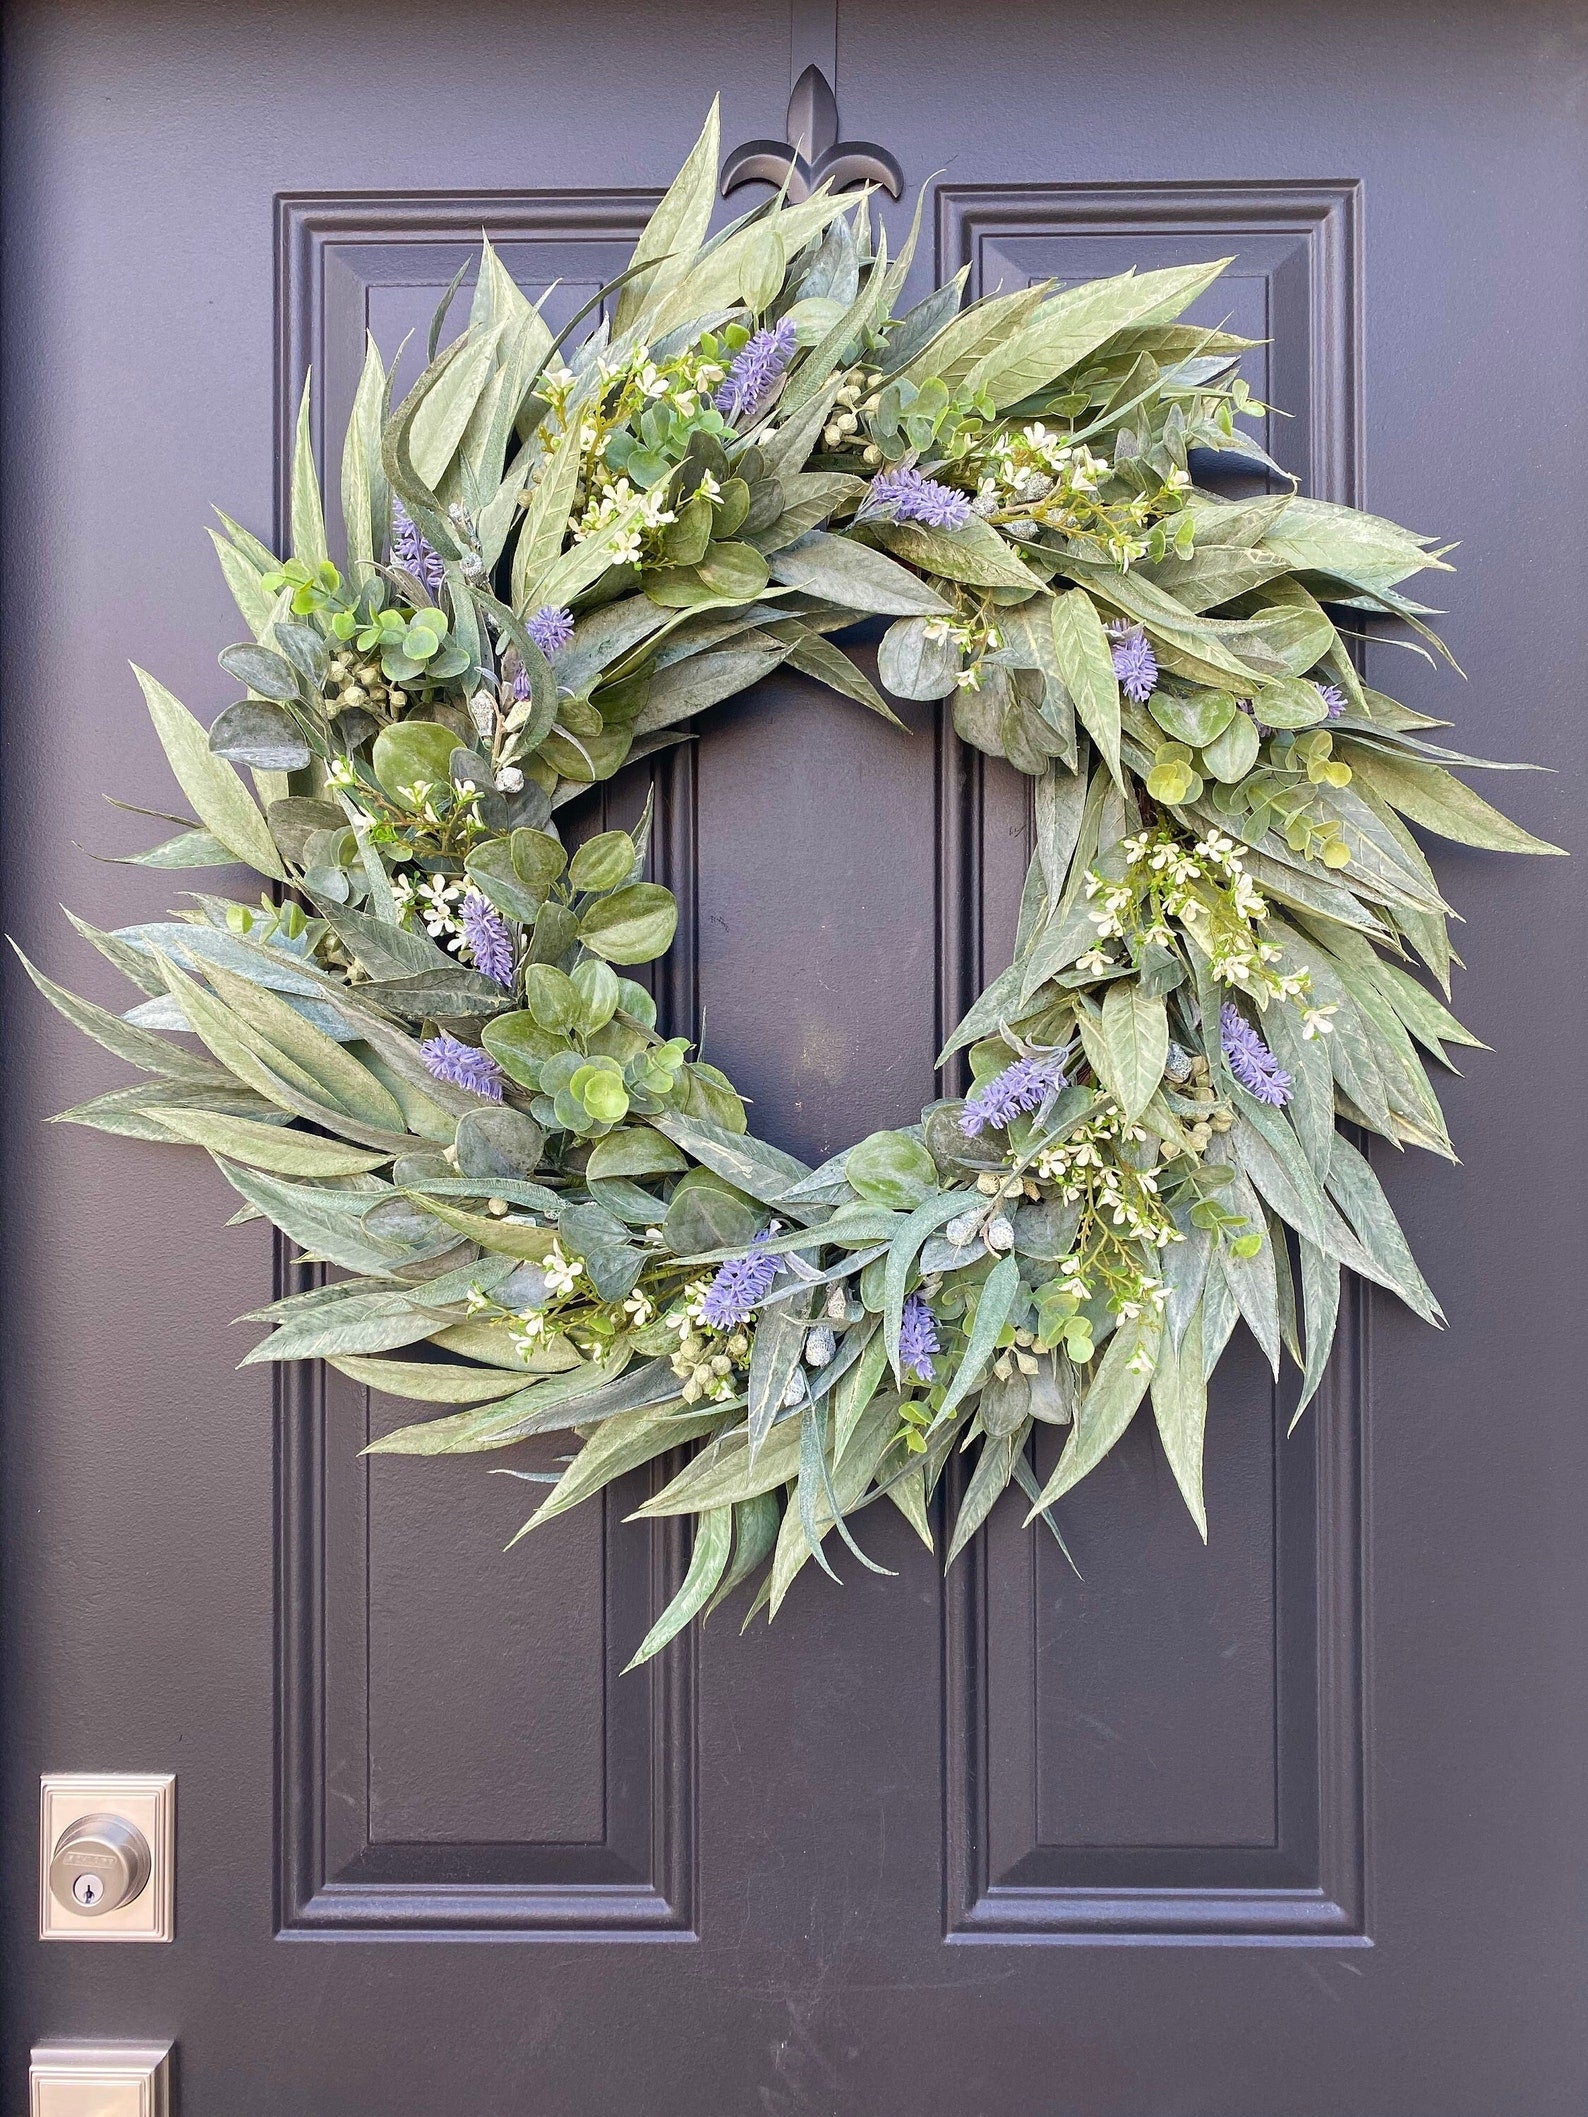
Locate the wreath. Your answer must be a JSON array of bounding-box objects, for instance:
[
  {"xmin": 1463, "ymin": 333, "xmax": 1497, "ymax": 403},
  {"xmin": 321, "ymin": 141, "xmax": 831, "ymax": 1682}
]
[{"xmin": 21, "ymin": 106, "xmax": 1560, "ymax": 1664}]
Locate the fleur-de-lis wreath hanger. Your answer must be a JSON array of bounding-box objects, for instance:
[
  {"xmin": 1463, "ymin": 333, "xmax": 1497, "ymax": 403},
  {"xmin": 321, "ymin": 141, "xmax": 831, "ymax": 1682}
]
[{"xmin": 721, "ymin": 63, "xmax": 903, "ymax": 202}]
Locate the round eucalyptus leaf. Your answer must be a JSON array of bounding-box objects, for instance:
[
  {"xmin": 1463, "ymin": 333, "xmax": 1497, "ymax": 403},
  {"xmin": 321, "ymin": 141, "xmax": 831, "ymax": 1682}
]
[
  {"xmin": 571, "ymin": 956, "xmax": 620, "ymax": 1032},
  {"xmin": 391, "ymin": 1148, "xmax": 454, "ymax": 1188},
  {"xmin": 1251, "ymin": 676, "xmax": 1330, "ymax": 727},
  {"xmin": 714, "ymin": 478, "xmax": 751, "ymax": 540},
  {"xmin": 845, "ymin": 1129, "xmax": 940, "ymax": 1210},
  {"xmin": 677, "ymin": 1060, "xmax": 747, "ymax": 1132},
  {"xmin": 207, "ymin": 698, "xmax": 311, "ymax": 774},
  {"xmin": 523, "ymin": 963, "xmax": 579, "ymax": 1033},
  {"xmin": 923, "ymin": 1100, "xmax": 1005, "ymax": 1174},
  {"xmin": 454, "ymin": 1106, "xmax": 546, "ymax": 1181},
  {"xmin": 267, "ymin": 797, "xmax": 344, "ymax": 865},
  {"xmin": 528, "ymin": 901, "xmax": 580, "ymax": 966},
  {"xmin": 371, "ymin": 721, "xmax": 457, "ymax": 802},
  {"xmin": 696, "ymin": 540, "xmax": 770, "ymax": 599},
  {"xmin": 661, "ymin": 492, "xmax": 714, "ymax": 568},
  {"xmin": 662, "ymin": 1173, "xmax": 762, "ymax": 1258},
  {"xmin": 578, "ymin": 883, "xmax": 678, "ymax": 965},
  {"xmin": 509, "ymin": 826, "xmax": 566, "ymax": 897},
  {"xmin": 1149, "ymin": 685, "xmax": 1238, "ymax": 748},
  {"xmin": 465, "ymin": 838, "xmax": 542, "ymax": 923},
  {"xmin": 1011, "ymin": 1196, "xmax": 1083, "ymax": 1263},
  {"xmin": 586, "ymin": 1127, "xmax": 688, "ymax": 1180},
  {"xmin": 878, "ymin": 616, "xmax": 961, "ymax": 700},
  {"xmin": 580, "ymin": 1071, "xmax": 629, "ymax": 1124},
  {"xmin": 1200, "ymin": 708, "xmax": 1262, "ymax": 783},
  {"xmin": 480, "ymin": 1009, "xmax": 567, "ymax": 1089},
  {"xmin": 218, "ymin": 642, "xmax": 300, "ymax": 702},
  {"xmin": 614, "ymin": 976, "xmax": 657, "ymax": 1033},
  {"xmin": 568, "ymin": 830, "xmax": 636, "ymax": 894},
  {"xmin": 980, "ymin": 1368, "xmax": 1031, "ymax": 1437}
]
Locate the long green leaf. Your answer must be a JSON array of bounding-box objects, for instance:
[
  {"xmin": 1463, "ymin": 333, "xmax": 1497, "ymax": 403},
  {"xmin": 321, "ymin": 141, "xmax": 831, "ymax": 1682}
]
[
  {"xmin": 1149, "ymin": 1305, "xmax": 1208, "ymax": 1538},
  {"xmin": 626, "ymin": 1507, "xmax": 733, "ymax": 1669},
  {"xmin": 1346, "ymin": 745, "xmax": 1564, "ymax": 856},
  {"xmin": 290, "ymin": 374, "xmax": 327, "ymax": 567},
  {"xmin": 14, "ymin": 943, "xmax": 231, "ymax": 1085},
  {"xmin": 341, "ymin": 334, "xmax": 388, "ymax": 584},
  {"xmin": 1029, "ymin": 1312, "xmax": 1160, "ymax": 1513},
  {"xmin": 1291, "ymin": 1239, "xmax": 1341, "ymax": 1431},
  {"xmin": 965, "ymin": 259, "xmax": 1231, "ymax": 409},
  {"xmin": 1097, "ymin": 979, "xmax": 1168, "ymax": 1121},
  {"xmin": 200, "ymin": 961, "xmax": 406, "ymax": 1132},
  {"xmin": 207, "ymin": 527, "xmax": 276, "ymax": 639},
  {"xmin": 328, "ymin": 1354, "xmax": 533, "ymax": 1404},
  {"xmin": 935, "ymin": 1255, "xmax": 1021, "ymax": 1424},
  {"xmin": 132, "ymin": 667, "xmax": 284, "ymax": 879},
  {"xmin": 946, "ymin": 1432, "xmax": 1018, "ymax": 1566},
  {"xmin": 514, "ymin": 1403, "xmax": 723, "ymax": 1532},
  {"xmin": 1050, "ymin": 591, "xmax": 1122, "ymax": 790},
  {"xmin": 152, "ymin": 1106, "xmax": 390, "ymax": 1176},
  {"xmin": 615, "ymin": 100, "xmax": 721, "ymax": 333}
]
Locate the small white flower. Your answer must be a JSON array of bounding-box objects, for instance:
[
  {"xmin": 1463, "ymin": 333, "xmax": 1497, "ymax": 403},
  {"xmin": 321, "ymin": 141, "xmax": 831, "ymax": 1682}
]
[{"xmin": 542, "ymin": 1243, "xmax": 582, "ymax": 1298}]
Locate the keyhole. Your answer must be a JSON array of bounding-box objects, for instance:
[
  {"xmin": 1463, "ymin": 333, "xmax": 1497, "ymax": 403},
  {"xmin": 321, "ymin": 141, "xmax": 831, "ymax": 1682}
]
[{"xmin": 72, "ymin": 1872, "xmax": 104, "ymax": 1908}]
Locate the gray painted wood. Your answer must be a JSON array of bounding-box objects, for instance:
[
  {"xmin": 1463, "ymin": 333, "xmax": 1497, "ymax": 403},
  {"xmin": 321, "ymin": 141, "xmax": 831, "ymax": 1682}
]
[{"xmin": 3, "ymin": 4, "xmax": 1584, "ymax": 2111}]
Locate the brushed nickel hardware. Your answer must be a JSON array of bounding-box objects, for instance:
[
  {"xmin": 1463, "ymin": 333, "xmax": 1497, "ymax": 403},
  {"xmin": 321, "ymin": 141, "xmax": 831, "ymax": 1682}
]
[
  {"xmin": 39, "ymin": 1773, "xmax": 175, "ymax": 1943},
  {"xmin": 49, "ymin": 1811, "xmax": 152, "ymax": 1916},
  {"xmin": 29, "ymin": 2041, "xmax": 171, "ymax": 2116}
]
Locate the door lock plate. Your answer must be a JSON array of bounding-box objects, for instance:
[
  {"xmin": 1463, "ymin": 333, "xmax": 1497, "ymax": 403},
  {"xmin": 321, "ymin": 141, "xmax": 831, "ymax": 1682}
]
[
  {"xmin": 39, "ymin": 1774, "xmax": 174, "ymax": 1942},
  {"xmin": 30, "ymin": 2042, "xmax": 171, "ymax": 2116}
]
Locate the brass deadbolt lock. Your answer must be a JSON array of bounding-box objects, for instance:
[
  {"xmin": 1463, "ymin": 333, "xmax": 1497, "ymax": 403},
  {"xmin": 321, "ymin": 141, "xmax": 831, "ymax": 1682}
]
[{"xmin": 48, "ymin": 1812, "xmax": 152, "ymax": 1917}]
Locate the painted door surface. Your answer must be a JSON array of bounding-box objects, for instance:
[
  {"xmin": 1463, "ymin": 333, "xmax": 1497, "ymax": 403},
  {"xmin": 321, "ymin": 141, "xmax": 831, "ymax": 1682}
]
[{"xmin": 3, "ymin": 4, "xmax": 1585, "ymax": 2111}]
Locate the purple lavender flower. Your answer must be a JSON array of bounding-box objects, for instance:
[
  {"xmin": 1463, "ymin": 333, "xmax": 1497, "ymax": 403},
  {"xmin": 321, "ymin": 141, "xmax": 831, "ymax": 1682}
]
[
  {"xmin": 1108, "ymin": 621, "xmax": 1159, "ymax": 704},
  {"xmin": 699, "ymin": 1232, "xmax": 783, "ymax": 1328},
  {"xmin": 899, "ymin": 1292, "xmax": 940, "ymax": 1385},
  {"xmin": 865, "ymin": 465, "xmax": 973, "ymax": 531},
  {"xmin": 526, "ymin": 605, "xmax": 574, "ymax": 660},
  {"xmin": 390, "ymin": 501, "xmax": 446, "ymax": 595},
  {"xmin": 420, "ymin": 1031, "xmax": 504, "ymax": 1101},
  {"xmin": 960, "ymin": 1054, "xmax": 1067, "ymax": 1137},
  {"xmin": 459, "ymin": 889, "xmax": 514, "ymax": 987},
  {"xmin": 1219, "ymin": 1002, "xmax": 1292, "ymax": 1107},
  {"xmin": 713, "ymin": 318, "xmax": 798, "ymax": 422},
  {"xmin": 1315, "ymin": 680, "xmax": 1346, "ymax": 720}
]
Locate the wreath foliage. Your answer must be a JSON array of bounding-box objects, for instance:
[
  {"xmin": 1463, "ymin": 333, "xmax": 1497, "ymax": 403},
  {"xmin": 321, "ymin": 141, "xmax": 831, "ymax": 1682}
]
[{"xmin": 22, "ymin": 106, "xmax": 1561, "ymax": 1660}]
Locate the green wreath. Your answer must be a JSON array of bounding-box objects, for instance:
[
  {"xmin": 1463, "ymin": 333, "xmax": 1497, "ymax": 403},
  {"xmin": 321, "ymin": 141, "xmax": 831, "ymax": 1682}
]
[{"xmin": 20, "ymin": 105, "xmax": 1560, "ymax": 1662}]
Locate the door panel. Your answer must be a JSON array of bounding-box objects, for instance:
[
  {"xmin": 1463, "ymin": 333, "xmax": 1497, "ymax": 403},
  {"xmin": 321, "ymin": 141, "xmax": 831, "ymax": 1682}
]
[
  {"xmin": 4, "ymin": 4, "xmax": 1584, "ymax": 2113},
  {"xmin": 946, "ymin": 179, "xmax": 1365, "ymax": 1944}
]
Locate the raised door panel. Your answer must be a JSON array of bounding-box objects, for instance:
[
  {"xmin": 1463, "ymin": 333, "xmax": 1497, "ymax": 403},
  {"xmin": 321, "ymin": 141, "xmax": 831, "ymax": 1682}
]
[
  {"xmin": 273, "ymin": 195, "xmax": 693, "ymax": 1938},
  {"xmin": 938, "ymin": 182, "xmax": 1366, "ymax": 1941}
]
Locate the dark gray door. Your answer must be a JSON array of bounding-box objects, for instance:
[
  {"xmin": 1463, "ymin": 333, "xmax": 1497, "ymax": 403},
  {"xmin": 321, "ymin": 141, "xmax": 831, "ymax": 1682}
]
[{"xmin": 4, "ymin": 4, "xmax": 1584, "ymax": 2110}]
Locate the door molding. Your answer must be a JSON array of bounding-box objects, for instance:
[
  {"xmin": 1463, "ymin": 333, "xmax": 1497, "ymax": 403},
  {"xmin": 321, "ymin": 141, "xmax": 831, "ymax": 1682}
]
[
  {"xmin": 936, "ymin": 177, "xmax": 1369, "ymax": 1944},
  {"xmin": 935, "ymin": 177, "xmax": 1362, "ymax": 505},
  {"xmin": 272, "ymin": 191, "xmax": 698, "ymax": 1940}
]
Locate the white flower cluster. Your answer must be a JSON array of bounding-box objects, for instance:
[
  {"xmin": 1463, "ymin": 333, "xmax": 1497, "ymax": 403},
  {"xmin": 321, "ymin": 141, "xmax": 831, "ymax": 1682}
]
[
  {"xmin": 1033, "ymin": 1107, "xmax": 1179, "ymax": 1253},
  {"xmin": 978, "ymin": 423, "xmax": 1110, "ymax": 510},
  {"xmin": 1083, "ymin": 827, "xmax": 1313, "ymax": 1006},
  {"xmin": 922, "ymin": 613, "xmax": 1003, "ymax": 690},
  {"xmin": 391, "ymin": 871, "xmax": 463, "ymax": 942},
  {"xmin": 596, "ymin": 347, "xmax": 724, "ymax": 421},
  {"xmin": 571, "ymin": 475, "xmax": 677, "ymax": 564}
]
